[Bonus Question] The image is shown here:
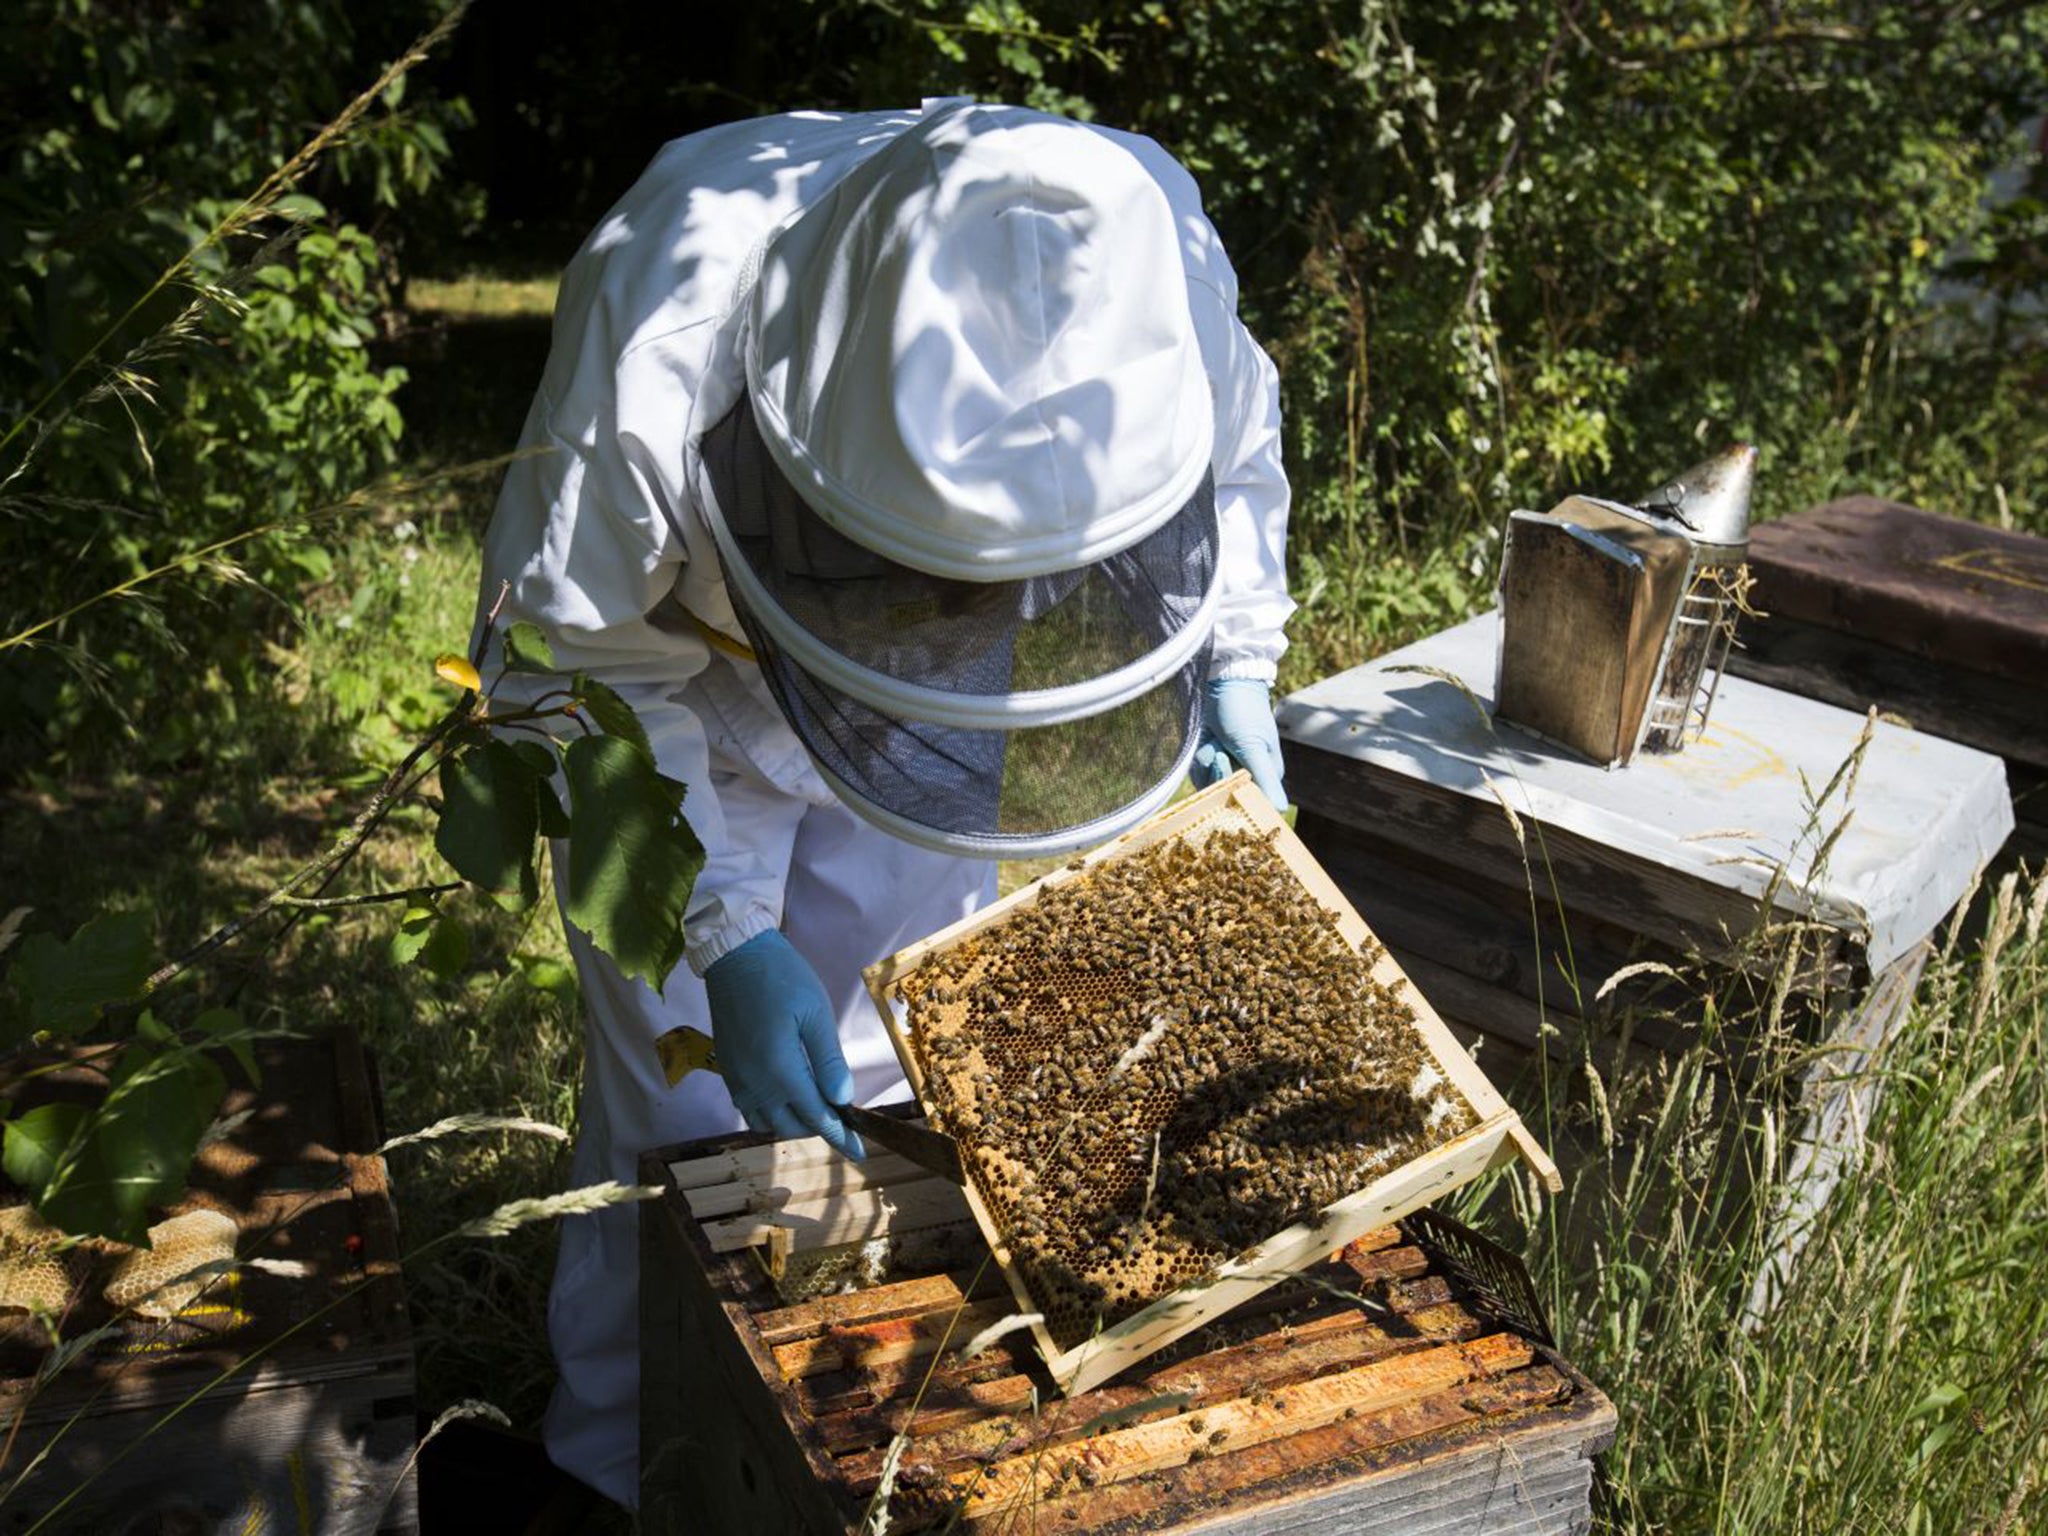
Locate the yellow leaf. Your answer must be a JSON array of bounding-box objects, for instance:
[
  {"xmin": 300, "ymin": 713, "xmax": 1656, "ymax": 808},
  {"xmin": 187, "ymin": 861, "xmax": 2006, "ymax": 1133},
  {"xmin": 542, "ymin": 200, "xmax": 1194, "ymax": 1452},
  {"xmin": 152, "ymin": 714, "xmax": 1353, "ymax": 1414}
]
[
  {"xmin": 434, "ymin": 653, "xmax": 482, "ymax": 692},
  {"xmin": 655, "ymin": 1025, "xmax": 720, "ymax": 1088}
]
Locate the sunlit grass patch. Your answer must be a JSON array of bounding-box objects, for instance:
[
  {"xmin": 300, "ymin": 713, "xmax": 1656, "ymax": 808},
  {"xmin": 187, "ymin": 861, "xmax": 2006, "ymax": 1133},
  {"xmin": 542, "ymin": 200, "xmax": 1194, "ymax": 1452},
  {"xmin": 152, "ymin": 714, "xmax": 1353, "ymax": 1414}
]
[{"xmin": 408, "ymin": 274, "xmax": 559, "ymax": 320}]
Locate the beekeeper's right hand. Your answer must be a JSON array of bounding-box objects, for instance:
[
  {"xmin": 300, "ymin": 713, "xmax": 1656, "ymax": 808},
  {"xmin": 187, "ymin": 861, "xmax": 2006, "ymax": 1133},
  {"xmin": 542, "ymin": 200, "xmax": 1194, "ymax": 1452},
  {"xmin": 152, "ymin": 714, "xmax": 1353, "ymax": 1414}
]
[{"xmin": 702, "ymin": 930, "xmax": 866, "ymax": 1160}]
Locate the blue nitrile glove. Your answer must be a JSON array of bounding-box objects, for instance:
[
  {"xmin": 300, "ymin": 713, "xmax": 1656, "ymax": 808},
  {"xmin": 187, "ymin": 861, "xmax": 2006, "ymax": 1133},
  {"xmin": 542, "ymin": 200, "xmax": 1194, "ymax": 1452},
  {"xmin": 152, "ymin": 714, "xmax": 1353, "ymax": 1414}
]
[
  {"xmin": 702, "ymin": 930, "xmax": 866, "ymax": 1161},
  {"xmin": 1192, "ymin": 677, "xmax": 1289, "ymax": 810}
]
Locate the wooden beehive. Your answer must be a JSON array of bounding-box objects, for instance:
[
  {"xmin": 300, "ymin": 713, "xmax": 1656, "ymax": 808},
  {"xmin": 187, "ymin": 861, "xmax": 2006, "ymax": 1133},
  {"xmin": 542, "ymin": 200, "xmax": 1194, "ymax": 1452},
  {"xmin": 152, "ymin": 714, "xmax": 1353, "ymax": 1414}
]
[
  {"xmin": 1280, "ymin": 611, "xmax": 2012, "ymax": 1077},
  {"xmin": 0, "ymin": 1026, "xmax": 417, "ymax": 1536},
  {"xmin": 1731, "ymin": 497, "xmax": 2048, "ymax": 865},
  {"xmin": 861, "ymin": 774, "xmax": 1558, "ymax": 1396},
  {"xmin": 642, "ymin": 1129, "xmax": 1614, "ymax": 1535}
]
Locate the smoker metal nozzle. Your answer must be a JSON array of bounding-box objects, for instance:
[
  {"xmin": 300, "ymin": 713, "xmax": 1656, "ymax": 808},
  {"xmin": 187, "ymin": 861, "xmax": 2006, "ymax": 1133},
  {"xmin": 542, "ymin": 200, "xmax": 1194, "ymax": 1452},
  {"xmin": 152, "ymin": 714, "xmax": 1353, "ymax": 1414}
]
[{"xmin": 1638, "ymin": 442, "xmax": 1757, "ymax": 550}]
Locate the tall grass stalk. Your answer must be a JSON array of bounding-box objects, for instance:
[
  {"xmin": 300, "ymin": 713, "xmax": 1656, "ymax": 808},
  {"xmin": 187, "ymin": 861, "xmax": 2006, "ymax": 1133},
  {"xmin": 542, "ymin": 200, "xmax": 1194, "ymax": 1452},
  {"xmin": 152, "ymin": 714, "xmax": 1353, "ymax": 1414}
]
[{"xmin": 1511, "ymin": 831, "xmax": 2048, "ymax": 1533}]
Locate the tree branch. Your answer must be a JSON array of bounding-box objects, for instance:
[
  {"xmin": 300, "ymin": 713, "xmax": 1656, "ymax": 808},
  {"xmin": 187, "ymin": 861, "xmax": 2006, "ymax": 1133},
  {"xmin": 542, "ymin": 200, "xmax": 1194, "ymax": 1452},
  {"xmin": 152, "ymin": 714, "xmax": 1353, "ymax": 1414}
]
[
  {"xmin": 143, "ymin": 705, "xmax": 472, "ymax": 993},
  {"xmin": 273, "ymin": 882, "xmax": 463, "ymax": 912}
]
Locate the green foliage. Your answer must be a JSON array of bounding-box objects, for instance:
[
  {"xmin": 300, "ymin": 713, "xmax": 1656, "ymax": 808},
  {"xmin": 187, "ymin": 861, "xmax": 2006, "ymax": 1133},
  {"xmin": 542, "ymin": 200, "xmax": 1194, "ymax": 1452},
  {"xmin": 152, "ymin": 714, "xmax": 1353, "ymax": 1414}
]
[
  {"xmin": 0, "ymin": 0, "xmax": 468, "ymax": 764},
  {"xmin": 821, "ymin": 0, "xmax": 2047, "ymax": 672},
  {"xmin": 562, "ymin": 734, "xmax": 707, "ymax": 992},
  {"xmin": 5, "ymin": 910, "xmax": 152, "ymax": 1042},
  {"xmin": 500, "ymin": 620, "xmax": 559, "ymax": 674},
  {"xmin": 32, "ymin": 1024, "xmax": 230, "ymax": 1245},
  {"xmin": 437, "ymin": 739, "xmax": 546, "ymax": 909}
]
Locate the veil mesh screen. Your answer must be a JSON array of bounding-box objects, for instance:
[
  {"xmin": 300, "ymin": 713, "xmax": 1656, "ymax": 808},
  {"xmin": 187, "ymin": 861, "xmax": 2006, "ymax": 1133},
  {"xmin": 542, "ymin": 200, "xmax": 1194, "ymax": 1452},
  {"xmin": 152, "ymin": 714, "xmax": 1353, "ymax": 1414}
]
[
  {"xmin": 738, "ymin": 609, "xmax": 1206, "ymax": 845},
  {"xmin": 702, "ymin": 397, "xmax": 1214, "ymax": 847},
  {"xmin": 702, "ymin": 398, "xmax": 1218, "ymax": 700}
]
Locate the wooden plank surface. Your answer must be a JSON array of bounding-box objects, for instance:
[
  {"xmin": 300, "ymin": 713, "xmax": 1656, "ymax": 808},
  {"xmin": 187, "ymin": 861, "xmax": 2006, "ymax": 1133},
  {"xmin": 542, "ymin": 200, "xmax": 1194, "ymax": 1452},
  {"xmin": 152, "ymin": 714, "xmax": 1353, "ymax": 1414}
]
[
  {"xmin": 965, "ymin": 1365, "xmax": 1587, "ymax": 1536},
  {"xmin": 1286, "ymin": 740, "xmax": 1831, "ymax": 959},
  {"xmin": 836, "ymin": 1291, "xmax": 1484, "ymax": 1490},
  {"xmin": 771, "ymin": 1297, "xmax": 1019, "ymax": 1381},
  {"xmin": 1745, "ymin": 497, "xmax": 2048, "ymax": 690},
  {"xmin": 957, "ymin": 1332, "xmax": 1536, "ymax": 1518},
  {"xmin": 700, "ymin": 1175, "xmax": 972, "ymax": 1254},
  {"xmin": 641, "ymin": 1152, "xmax": 851, "ymax": 1536},
  {"xmin": 648, "ymin": 1126, "xmax": 1617, "ymax": 1536},
  {"xmin": 1733, "ymin": 609, "xmax": 2046, "ymax": 776}
]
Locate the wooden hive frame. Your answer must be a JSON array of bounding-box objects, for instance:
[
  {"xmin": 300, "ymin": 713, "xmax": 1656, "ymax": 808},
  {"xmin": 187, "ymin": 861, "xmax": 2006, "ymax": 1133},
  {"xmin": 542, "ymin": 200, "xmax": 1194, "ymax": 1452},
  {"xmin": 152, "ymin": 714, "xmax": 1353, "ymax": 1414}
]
[{"xmin": 863, "ymin": 773, "xmax": 1560, "ymax": 1397}]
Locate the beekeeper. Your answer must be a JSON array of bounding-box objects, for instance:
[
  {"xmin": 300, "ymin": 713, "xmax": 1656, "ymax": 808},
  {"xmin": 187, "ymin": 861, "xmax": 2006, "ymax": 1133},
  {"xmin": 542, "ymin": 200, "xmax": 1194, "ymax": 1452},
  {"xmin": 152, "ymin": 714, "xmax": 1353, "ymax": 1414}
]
[{"xmin": 475, "ymin": 98, "xmax": 1294, "ymax": 1505}]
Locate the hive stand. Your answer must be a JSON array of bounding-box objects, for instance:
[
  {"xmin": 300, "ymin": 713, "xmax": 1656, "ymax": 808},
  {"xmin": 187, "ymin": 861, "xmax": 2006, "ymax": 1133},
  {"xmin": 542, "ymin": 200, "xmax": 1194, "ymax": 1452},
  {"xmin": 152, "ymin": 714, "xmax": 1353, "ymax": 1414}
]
[
  {"xmin": 0, "ymin": 1026, "xmax": 416, "ymax": 1536},
  {"xmin": 860, "ymin": 775, "xmax": 1558, "ymax": 1397}
]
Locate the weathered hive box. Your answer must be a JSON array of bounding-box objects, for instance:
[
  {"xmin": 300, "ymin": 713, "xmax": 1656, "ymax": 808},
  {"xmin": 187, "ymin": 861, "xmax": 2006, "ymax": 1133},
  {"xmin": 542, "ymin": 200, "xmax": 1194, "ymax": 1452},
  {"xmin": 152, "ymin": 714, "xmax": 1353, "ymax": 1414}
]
[
  {"xmin": 1279, "ymin": 611, "xmax": 2011, "ymax": 1071},
  {"xmin": 1730, "ymin": 497, "xmax": 2048, "ymax": 864},
  {"xmin": 861, "ymin": 774, "xmax": 1557, "ymax": 1396},
  {"xmin": 642, "ymin": 1127, "xmax": 1615, "ymax": 1534},
  {"xmin": 0, "ymin": 1026, "xmax": 416, "ymax": 1536}
]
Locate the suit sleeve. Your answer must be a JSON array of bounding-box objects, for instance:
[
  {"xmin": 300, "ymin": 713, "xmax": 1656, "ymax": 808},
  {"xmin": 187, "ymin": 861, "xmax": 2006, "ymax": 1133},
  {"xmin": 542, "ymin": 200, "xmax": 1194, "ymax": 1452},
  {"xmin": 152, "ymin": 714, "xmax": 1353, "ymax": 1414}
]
[
  {"xmin": 1189, "ymin": 280, "xmax": 1293, "ymax": 683},
  {"xmin": 475, "ymin": 375, "xmax": 791, "ymax": 987}
]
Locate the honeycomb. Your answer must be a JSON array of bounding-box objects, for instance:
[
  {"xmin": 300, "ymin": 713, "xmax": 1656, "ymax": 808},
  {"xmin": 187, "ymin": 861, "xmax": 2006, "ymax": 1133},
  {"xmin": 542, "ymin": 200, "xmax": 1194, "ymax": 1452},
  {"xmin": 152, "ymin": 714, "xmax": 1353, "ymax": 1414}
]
[
  {"xmin": 894, "ymin": 809, "xmax": 1477, "ymax": 1353},
  {"xmin": 103, "ymin": 1207, "xmax": 239, "ymax": 1318},
  {"xmin": 0, "ymin": 1204, "xmax": 72, "ymax": 1314}
]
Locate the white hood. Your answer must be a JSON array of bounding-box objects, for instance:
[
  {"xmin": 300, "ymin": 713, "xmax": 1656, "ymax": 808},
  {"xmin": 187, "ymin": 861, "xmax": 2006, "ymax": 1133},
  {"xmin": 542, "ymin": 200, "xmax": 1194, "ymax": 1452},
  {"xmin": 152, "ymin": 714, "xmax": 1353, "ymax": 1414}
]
[{"xmin": 744, "ymin": 101, "xmax": 1215, "ymax": 582}]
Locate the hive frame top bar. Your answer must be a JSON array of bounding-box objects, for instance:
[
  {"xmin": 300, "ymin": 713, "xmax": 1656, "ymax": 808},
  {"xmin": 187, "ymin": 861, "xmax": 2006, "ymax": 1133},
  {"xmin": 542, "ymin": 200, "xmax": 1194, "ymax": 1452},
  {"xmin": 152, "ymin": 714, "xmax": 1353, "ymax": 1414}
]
[{"xmin": 863, "ymin": 772, "xmax": 1559, "ymax": 1395}]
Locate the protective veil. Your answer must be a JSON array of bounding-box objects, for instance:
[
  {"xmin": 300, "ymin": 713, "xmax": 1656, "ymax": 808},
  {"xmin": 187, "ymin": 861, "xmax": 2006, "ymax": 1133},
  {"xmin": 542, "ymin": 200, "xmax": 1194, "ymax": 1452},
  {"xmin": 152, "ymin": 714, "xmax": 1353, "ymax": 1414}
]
[
  {"xmin": 703, "ymin": 105, "xmax": 1225, "ymax": 857},
  {"xmin": 474, "ymin": 99, "xmax": 1292, "ymax": 1506}
]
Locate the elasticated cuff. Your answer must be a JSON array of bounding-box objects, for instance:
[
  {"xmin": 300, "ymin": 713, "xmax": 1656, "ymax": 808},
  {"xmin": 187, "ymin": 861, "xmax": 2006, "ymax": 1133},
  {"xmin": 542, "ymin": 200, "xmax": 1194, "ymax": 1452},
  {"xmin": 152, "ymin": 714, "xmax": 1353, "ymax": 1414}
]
[
  {"xmin": 1208, "ymin": 655, "xmax": 1278, "ymax": 684},
  {"xmin": 685, "ymin": 907, "xmax": 782, "ymax": 978}
]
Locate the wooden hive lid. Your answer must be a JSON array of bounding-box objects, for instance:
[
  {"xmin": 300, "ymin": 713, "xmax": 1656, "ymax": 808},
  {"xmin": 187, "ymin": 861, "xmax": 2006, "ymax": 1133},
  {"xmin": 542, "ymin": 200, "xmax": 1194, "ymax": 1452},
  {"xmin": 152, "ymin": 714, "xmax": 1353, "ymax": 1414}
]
[{"xmin": 1747, "ymin": 497, "xmax": 2048, "ymax": 688}]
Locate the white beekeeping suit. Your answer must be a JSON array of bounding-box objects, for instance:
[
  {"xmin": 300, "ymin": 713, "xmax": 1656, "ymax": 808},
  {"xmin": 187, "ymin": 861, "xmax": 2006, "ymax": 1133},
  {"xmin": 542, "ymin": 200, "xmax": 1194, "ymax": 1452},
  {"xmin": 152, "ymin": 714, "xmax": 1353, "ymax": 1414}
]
[{"xmin": 475, "ymin": 99, "xmax": 1293, "ymax": 1506}]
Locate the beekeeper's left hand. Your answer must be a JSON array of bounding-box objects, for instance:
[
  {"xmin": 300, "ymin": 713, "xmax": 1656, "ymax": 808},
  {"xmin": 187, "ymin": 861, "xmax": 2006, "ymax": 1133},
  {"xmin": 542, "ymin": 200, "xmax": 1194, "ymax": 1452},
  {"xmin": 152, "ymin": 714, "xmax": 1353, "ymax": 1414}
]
[{"xmin": 1192, "ymin": 677, "xmax": 1289, "ymax": 810}]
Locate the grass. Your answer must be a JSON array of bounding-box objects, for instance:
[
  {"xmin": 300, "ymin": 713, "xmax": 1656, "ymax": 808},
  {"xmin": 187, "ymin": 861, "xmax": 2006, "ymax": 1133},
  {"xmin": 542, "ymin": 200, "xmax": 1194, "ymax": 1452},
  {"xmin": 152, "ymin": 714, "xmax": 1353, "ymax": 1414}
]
[{"xmin": 405, "ymin": 274, "xmax": 559, "ymax": 320}]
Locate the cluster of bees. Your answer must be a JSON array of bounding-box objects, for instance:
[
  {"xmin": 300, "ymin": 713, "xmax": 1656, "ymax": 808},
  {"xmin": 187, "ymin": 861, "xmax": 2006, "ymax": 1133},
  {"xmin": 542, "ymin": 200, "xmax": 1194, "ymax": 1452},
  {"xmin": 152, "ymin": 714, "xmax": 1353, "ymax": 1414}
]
[{"xmin": 897, "ymin": 822, "xmax": 1475, "ymax": 1349}]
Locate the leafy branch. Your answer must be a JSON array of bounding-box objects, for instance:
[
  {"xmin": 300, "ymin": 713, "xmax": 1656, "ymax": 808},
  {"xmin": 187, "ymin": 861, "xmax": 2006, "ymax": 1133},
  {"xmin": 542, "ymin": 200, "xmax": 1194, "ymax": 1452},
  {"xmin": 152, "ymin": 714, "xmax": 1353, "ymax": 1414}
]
[
  {"xmin": 0, "ymin": 1, "xmax": 474, "ymax": 488},
  {"xmin": 0, "ymin": 604, "xmax": 705, "ymax": 1245}
]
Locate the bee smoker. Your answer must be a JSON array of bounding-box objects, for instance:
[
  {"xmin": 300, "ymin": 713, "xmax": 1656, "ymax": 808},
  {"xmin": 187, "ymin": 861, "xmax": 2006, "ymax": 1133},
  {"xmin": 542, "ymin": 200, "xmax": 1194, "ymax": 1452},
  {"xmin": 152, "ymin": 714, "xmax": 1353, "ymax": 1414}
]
[
  {"xmin": 1634, "ymin": 444, "xmax": 1758, "ymax": 752},
  {"xmin": 1493, "ymin": 443, "xmax": 1756, "ymax": 767}
]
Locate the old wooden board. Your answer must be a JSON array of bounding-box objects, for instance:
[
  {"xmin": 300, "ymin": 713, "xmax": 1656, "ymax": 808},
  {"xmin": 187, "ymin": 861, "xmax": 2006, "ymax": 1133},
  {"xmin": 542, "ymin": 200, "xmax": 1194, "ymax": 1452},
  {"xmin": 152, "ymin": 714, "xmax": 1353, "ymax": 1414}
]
[
  {"xmin": 860, "ymin": 774, "xmax": 1556, "ymax": 1396},
  {"xmin": 642, "ymin": 1129, "xmax": 1615, "ymax": 1535},
  {"xmin": 1742, "ymin": 497, "xmax": 2048, "ymax": 692},
  {"xmin": 1732, "ymin": 498, "xmax": 2048, "ymax": 861},
  {"xmin": 0, "ymin": 1027, "xmax": 416, "ymax": 1535}
]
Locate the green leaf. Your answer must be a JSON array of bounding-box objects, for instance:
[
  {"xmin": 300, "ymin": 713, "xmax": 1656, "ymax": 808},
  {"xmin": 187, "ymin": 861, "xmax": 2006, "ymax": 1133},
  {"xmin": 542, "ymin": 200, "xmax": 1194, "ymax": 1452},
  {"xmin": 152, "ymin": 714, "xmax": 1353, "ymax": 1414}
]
[
  {"xmin": 507, "ymin": 740, "xmax": 557, "ymax": 778},
  {"xmin": 436, "ymin": 741, "xmax": 541, "ymax": 909},
  {"xmin": 38, "ymin": 1044, "xmax": 228, "ymax": 1245},
  {"xmin": 194, "ymin": 1006, "xmax": 261, "ymax": 1086},
  {"xmin": 501, "ymin": 620, "xmax": 558, "ymax": 674},
  {"xmin": 536, "ymin": 779, "xmax": 573, "ymax": 838},
  {"xmin": 391, "ymin": 905, "xmax": 438, "ymax": 965},
  {"xmin": 574, "ymin": 677, "xmax": 653, "ymax": 763},
  {"xmin": 1907, "ymin": 1383, "xmax": 1966, "ymax": 1419},
  {"xmin": 517, "ymin": 956, "xmax": 577, "ymax": 1002},
  {"xmin": 563, "ymin": 735, "xmax": 705, "ymax": 992},
  {"xmin": 6, "ymin": 911, "xmax": 154, "ymax": 1041},
  {"xmin": 417, "ymin": 915, "xmax": 470, "ymax": 981},
  {"xmin": 272, "ymin": 192, "xmax": 326, "ymax": 222},
  {"xmin": 4, "ymin": 1103, "xmax": 87, "ymax": 1197}
]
